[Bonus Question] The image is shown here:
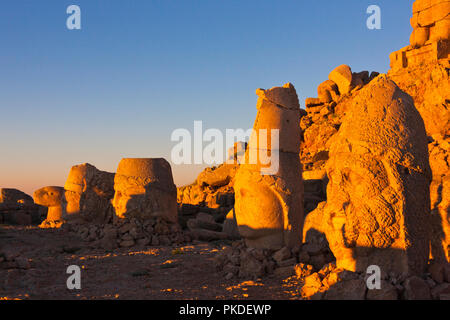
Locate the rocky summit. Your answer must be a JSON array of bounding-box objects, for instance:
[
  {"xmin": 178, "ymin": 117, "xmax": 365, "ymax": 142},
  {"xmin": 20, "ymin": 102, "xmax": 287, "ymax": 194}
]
[{"xmin": 0, "ymin": 0, "xmax": 449, "ymax": 301}]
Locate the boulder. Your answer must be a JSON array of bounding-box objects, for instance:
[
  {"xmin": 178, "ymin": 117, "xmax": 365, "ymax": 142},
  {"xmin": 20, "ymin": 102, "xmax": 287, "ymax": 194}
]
[
  {"xmin": 272, "ymin": 247, "xmax": 291, "ymax": 263},
  {"xmin": 317, "ymin": 80, "xmax": 339, "ymax": 103},
  {"xmin": 431, "ymin": 283, "xmax": 450, "ymax": 300},
  {"xmin": 197, "ymin": 164, "xmax": 239, "ymax": 188},
  {"xmin": 305, "ymin": 98, "xmax": 323, "ymax": 108},
  {"xmin": 300, "ymin": 273, "xmax": 323, "ymax": 298},
  {"xmin": 328, "ymin": 65, "xmax": 353, "ymax": 95},
  {"xmin": 324, "ymin": 278, "xmax": 367, "ymax": 300},
  {"xmin": 366, "ymin": 281, "xmax": 398, "ymax": 300}
]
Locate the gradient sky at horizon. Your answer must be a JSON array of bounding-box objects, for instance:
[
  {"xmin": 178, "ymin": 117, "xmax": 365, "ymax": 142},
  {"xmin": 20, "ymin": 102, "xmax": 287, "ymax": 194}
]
[{"xmin": 0, "ymin": 0, "xmax": 413, "ymax": 195}]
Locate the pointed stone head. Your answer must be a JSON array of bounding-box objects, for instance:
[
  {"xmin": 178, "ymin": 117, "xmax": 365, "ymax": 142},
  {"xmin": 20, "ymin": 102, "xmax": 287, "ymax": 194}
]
[
  {"xmin": 248, "ymin": 83, "xmax": 301, "ymax": 154},
  {"xmin": 312, "ymin": 75, "xmax": 432, "ymax": 275}
]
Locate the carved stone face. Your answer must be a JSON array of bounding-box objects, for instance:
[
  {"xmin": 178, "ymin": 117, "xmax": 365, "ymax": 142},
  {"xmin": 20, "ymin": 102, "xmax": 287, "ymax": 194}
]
[
  {"xmin": 64, "ymin": 163, "xmax": 93, "ymax": 216},
  {"xmin": 112, "ymin": 175, "xmax": 148, "ymax": 218},
  {"xmin": 323, "ymin": 142, "xmax": 405, "ymax": 271},
  {"xmin": 65, "ymin": 190, "xmax": 81, "ymax": 215},
  {"xmin": 112, "ymin": 158, "xmax": 178, "ymax": 223},
  {"xmin": 64, "ymin": 163, "xmax": 115, "ymax": 222},
  {"xmin": 310, "ymin": 75, "xmax": 432, "ymax": 274}
]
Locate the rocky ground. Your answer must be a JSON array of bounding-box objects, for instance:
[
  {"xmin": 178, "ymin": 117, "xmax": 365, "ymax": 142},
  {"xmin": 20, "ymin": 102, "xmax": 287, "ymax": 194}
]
[
  {"xmin": 2, "ymin": 224, "xmax": 449, "ymax": 300},
  {"xmin": 0, "ymin": 225, "xmax": 304, "ymax": 300}
]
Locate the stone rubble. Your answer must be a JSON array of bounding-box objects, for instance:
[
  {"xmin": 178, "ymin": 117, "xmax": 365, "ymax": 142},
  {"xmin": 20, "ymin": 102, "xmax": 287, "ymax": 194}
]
[{"xmin": 62, "ymin": 215, "xmax": 190, "ymax": 251}]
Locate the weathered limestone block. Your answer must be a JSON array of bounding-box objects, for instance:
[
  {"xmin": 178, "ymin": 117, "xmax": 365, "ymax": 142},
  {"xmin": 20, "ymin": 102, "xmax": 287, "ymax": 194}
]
[
  {"xmin": 177, "ymin": 183, "xmax": 206, "ymax": 206},
  {"xmin": 328, "ymin": 65, "xmax": 353, "ymax": 95},
  {"xmin": 318, "ymin": 80, "xmax": 339, "ymax": 103},
  {"xmin": 197, "ymin": 164, "xmax": 239, "ymax": 188},
  {"xmin": 34, "ymin": 186, "xmax": 66, "ymax": 228},
  {"xmin": 64, "ymin": 163, "xmax": 115, "ymax": 223},
  {"xmin": 112, "ymin": 158, "xmax": 178, "ymax": 223},
  {"xmin": 430, "ymin": 16, "xmax": 450, "ymax": 42},
  {"xmin": 410, "ymin": 26, "xmax": 431, "ymax": 47},
  {"xmin": 410, "ymin": 0, "xmax": 450, "ymax": 47},
  {"xmin": 390, "ymin": 40, "xmax": 450, "ymax": 70},
  {"xmin": 305, "ymin": 98, "xmax": 323, "ymax": 108},
  {"xmin": 303, "ymin": 75, "xmax": 432, "ymax": 275},
  {"xmin": 234, "ymin": 83, "xmax": 304, "ymax": 250},
  {"xmin": 413, "ymin": 0, "xmax": 450, "ymax": 27}
]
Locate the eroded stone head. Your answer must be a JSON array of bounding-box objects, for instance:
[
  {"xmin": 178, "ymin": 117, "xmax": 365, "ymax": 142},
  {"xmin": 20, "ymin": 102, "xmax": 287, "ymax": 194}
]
[
  {"xmin": 34, "ymin": 186, "xmax": 65, "ymax": 208},
  {"xmin": 64, "ymin": 163, "xmax": 115, "ymax": 222},
  {"xmin": 112, "ymin": 158, "xmax": 177, "ymax": 223},
  {"xmin": 305, "ymin": 75, "xmax": 432, "ymax": 275},
  {"xmin": 248, "ymin": 82, "xmax": 301, "ymax": 154}
]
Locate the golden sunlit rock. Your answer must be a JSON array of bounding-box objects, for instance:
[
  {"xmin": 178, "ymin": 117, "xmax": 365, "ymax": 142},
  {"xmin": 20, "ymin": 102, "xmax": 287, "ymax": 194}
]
[
  {"xmin": 388, "ymin": 1, "xmax": 450, "ymax": 262},
  {"xmin": 2, "ymin": 0, "xmax": 450, "ymax": 302},
  {"xmin": 234, "ymin": 83, "xmax": 304, "ymax": 250},
  {"xmin": 328, "ymin": 64, "xmax": 353, "ymax": 95},
  {"xmin": 304, "ymin": 75, "xmax": 432, "ymax": 275},
  {"xmin": 391, "ymin": 0, "xmax": 450, "ymax": 70},
  {"xmin": 33, "ymin": 186, "xmax": 66, "ymax": 229}
]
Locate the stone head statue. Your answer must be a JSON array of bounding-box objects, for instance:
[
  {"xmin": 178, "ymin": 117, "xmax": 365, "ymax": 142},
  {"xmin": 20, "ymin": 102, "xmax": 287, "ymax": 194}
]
[
  {"xmin": 33, "ymin": 186, "xmax": 66, "ymax": 228},
  {"xmin": 234, "ymin": 83, "xmax": 304, "ymax": 250},
  {"xmin": 304, "ymin": 75, "xmax": 432, "ymax": 275},
  {"xmin": 112, "ymin": 158, "xmax": 178, "ymax": 223},
  {"xmin": 64, "ymin": 163, "xmax": 115, "ymax": 222}
]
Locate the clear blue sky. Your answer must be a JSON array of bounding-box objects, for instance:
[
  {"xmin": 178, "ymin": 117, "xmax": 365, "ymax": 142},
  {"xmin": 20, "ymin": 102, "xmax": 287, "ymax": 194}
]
[{"xmin": 0, "ymin": 0, "xmax": 413, "ymax": 194}]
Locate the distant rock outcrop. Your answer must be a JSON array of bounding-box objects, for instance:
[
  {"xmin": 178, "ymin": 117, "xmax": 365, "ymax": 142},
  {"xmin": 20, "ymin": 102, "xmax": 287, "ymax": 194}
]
[{"xmin": 0, "ymin": 188, "xmax": 44, "ymax": 225}]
